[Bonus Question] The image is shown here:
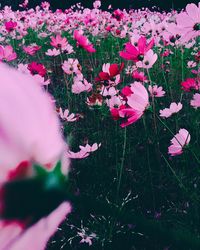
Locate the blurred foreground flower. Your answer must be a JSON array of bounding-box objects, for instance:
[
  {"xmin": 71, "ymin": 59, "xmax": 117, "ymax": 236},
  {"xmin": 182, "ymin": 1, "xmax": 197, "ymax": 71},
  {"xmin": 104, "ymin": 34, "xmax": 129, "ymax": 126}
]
[{"xmin": 0, "ymin": 63, "xmax": 71, "ymax": 249}]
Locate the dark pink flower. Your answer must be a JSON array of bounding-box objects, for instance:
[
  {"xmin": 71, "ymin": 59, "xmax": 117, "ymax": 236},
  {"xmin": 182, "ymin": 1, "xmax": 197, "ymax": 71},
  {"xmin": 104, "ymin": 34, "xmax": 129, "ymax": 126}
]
[
  {"xmin": 74, "ymin": 30, "xmax": 96, "ymax": 53},
  {"xmin": 28, "ymin": 62, "xmax": 47, "ymax": 77},
  {"xmin": 119, "ymin": 36, "xmax": 154, "ymax": 62},
  {"xmin": 181, "ymin": 78, "xmax": 199, "ymax": 92},
  {"xmin": 5, "ymin": 21, "xmax": 17, "ymax": 32}
]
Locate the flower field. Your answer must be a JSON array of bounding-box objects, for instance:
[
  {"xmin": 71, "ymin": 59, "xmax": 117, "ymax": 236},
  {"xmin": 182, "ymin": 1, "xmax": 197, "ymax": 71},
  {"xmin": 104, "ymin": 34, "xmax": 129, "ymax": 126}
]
[{"xmin": 0, "ymin": 1, "xmax": 200, "ymax": 249}]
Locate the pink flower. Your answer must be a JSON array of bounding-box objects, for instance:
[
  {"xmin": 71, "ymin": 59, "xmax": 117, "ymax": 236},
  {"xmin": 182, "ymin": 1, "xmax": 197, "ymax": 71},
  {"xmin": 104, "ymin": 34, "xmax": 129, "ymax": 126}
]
[
  {"xmin": 5, "ymin": 21, "xmax": 17, "ymax": 32},
  {"xmin": 93, "ymin": 0, "xmax": 101, "ymax": 9},
  {"xmin": 168, "ymin": 129, "xmax": 190, "ymax": 156},
  {"xmin": 28, "ymin": 62, "xmax": 46, "ymax": 77},
  {"xmin": 45, "ymin": 48, "xmax": 60, "ymax": 56},
  {"xmin": 79, "ymin": 143, "xmax": 101, "ymax": 153},
  {"xmin": 112, "ymin": 9, "xmax": 124, "ymax": 21},
  {"xmin": 136, "ymin": 50, "xmax": 158, "ymax": 69},
  {"xmin": 19, "ymin": 0, "xmax": 29, "ymax": 8},
  {"xmin": 160, "ymin": 102, "xmax": 183, "ymax": 118},
  {"xmin": 74, "ymin": 30, "xmax": 96, "ymax": 53},
  {"xmin": 50, "ymin": 34, "xmax": 68, "ymax": 50},
  {"xmin": 191, "ymin": 93, "xmax": 200, "ymax": 108},
  {"xmin": 0, "ymin": 45, "xmax": 17, "ymax": 62},
  {"xmin": 148, "ymin": 85, "xmax": 165, "ymax": 97},
  {"xmin": 176, "ymin": 3, "xmax": 200, "ymax": 42},
  {"xmin": 66, "ymin": 143, "xmax": 101, "ymax": 159},
  {"xmin": 62, "ymin": 58, "xmax": 81, "ymax": 75},
  {"xmin": 119, "ymin": 36, "xmax": 154, "ymax": 62},
  {"xmin": 119, "ymin": 82, "xmax": 149, "ymax": 127},
  {"xmin": 59, "ymin": 108, "xmax": 78, "ymax": 122},
  {"xmin": 95, "ymin": 63, "xmax": 124, "ymax": 84},
  {"xmin": 23, "ymin": 44, "xmax": 41, "ymax": 56},
  {"xmin": 132, "ymin": 70, "xmax": 147, "ymax": 82},
  {"xmin": 72, "ymin": 74, "xmax": 92, "ymax": 94},
  {"xmin": 0, "ymin": 202, "xmax": 71, "ymax": 250},
  {"xmin": 0, "ymin": 63, "xmax": 66, "ymax": 175},
  {"xmin": 181, "ymin": 78, "xmax": 199, "ymax": 92},
  {"xmin": 0, "ymin": 63, "xmax": 71, "ymax": 249}
]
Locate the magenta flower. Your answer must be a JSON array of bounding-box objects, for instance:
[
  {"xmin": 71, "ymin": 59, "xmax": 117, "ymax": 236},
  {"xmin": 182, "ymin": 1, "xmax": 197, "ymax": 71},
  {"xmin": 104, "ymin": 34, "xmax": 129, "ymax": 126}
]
[
  {"xmin": 160, "ymin": 102, "xmax": 182, "ymax": 118},
  {"xmin": 168, "ymin": 129, "xmax": 190, "ymax": 156},
  {"xmin": 0, "ymin": 45, "xmax": 17, "ymax": 62},
  {"xmin": 181, "ymin": 78, "xmax": 199, "ymax": 92},
  {"xmin": 148, "ymin": 85, "xmax": 165, "ymax": 97},
  {"xmin": 74, "ymin": 30, "xmax": 96, "ymax": 53},
  {"xmin": 176, "ymin": 3, "xmax": 200, "ymax": 42},
  {"xmin": 191, "ymin": 93, "xmax": 200, "ymax": 108},
  {"xmin": 28, "ymin": 62, "xmax": 47, "ymax": 77},
  {"xmin": 119, "ymin": 36, "xmax": 154, "ymax": 62},
  {"xmin": 5, "ymin": 21, "xmax": 17, "ymax": 32}
]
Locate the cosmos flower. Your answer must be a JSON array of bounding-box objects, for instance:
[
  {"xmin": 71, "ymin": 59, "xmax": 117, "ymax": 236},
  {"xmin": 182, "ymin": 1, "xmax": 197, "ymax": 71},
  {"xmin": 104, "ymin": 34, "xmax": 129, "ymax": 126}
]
[
  {"xmin": 5, "ymin": 21, "xmax": 17, "ymax": 32},
  {"xmin": 0, "ymin": 63, "xmax": 71, "ymax": 249},
  {"xmin": 50, "ymin": 34, "xmax": 68, "ymax": 50},
  {"xmin": 0, "ymin": 45, "xmax": 17, "ymax": 62},
  {"xmin": 168, "ymin": 129, "xmax": 190, "ymax": 156},
  {"xmin": 119, "ymin": 82, "xmax": 149, "ymax": 127},
  {"xmin": 119, "ymin": 36, "xmax": 154, "ymax": 62},
  {"xmin": 191, "ymin": 93, "xmax": 200, "ymax": 108},
  {"xmin": 148, "ymin": 85, "xmax": 165, "ymax": 97},
  {"xmin": 160, "ymin": 102, "xmax": 182, "ymax": 118},
  {"xmin": 28, "ymin": 62, "xmax": 47, "ymax": 77},
  {"xmin": 74, "ymin": 30, "xmax": 96, "ymax": 53},
  {"xmin": 23, "ymin": 44, "xmax": 41, "ymax": 56},
  {"xmin": 176, "ymin": 3, "xmax": 200, "ymax": 42}
]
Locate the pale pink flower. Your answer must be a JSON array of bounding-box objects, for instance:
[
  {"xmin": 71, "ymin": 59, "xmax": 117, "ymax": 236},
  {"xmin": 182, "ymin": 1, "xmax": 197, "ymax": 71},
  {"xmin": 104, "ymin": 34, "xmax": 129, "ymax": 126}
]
[
  {"xmin": 79, "ymin": 143, "xmax": 101, "ymax": 153},
  {"xmin": 191, "ymin": 93, "xmax": 200, "ymax": 108},
  {"xmin": 176, "ymin": 3, "xmax": 200, "ymax": 42},
  {"xmin": 62, "ymin": 58, "xmax": 81, "ymax": 75},
  {"xmin": 19, "ymin": 0, "xmax": 29, "ymax": 8},
  {"xmin": 45, "ymin": 48, "xmax": 60, "ymax": 56},
  {"xmin": 136, "ymin": 50, "xmax": 158, "ymax": 69},
  {"xmin": 72, "ymin": 74, "xmax": 92, "ymax": 94},
  {"xmin": 67, "ymin": 143, "xmax": 101, "ymax": 159},
  {"xmin": 66, "ymin": 150, "xmax": 89, "ymax": 159},
  {"xmin": 0, "ymin": 63, "xmax": 65, "ymax": 176},
  {"xmin": 168, "ymin": 129, "xmax": 190, "ymax": 156},
  {"xmin": 93, "ymin": 1, "xmax": 101, "ymax": 9},
  {"xmin": 187, "ymin": 61, "xmax": 197, "ymax": 68},
  {"xmin": 0, "ymin": 45, "xmax": 17, "ymax": 62},
  {"xmin": 59, "ymin": 108, "xmax": 78, "ymax": 122},
  {"xmin": 0, "ymin": 202, "xmax": 71, "ymax": 250},
  {"xmin": 160, "ymin": 102, "xmax": 182, "ymax": 118},
  {"xmin": 148, "ymin": 85, "xmax": 165, "ymax": 97}
]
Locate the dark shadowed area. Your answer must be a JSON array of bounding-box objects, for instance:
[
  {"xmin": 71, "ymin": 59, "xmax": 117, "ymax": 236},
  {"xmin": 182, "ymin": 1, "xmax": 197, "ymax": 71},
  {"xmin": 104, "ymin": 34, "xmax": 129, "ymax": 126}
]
[{"xmin": 1, "ymin": 0, "xmax": 199, "ymax": 11}]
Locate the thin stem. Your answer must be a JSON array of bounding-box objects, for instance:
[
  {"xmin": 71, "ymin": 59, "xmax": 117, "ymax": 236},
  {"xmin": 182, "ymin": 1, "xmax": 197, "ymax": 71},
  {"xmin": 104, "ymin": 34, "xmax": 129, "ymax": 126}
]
[{"xmin": 116, "ymin": 127, "xmax": 127, "ymax": 200}]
